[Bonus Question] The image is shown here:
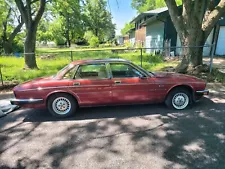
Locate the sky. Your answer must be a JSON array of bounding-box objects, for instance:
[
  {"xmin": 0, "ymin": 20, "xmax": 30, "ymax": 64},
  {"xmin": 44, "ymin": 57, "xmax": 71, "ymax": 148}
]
[{"xmin": 108, "ymin": 0, "xmax": 137, "ymax": 35}]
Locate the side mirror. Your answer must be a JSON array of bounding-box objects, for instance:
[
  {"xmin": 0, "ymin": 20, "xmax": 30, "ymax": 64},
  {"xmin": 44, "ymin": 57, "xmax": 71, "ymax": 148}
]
[{"xmin": 139, "ymin": 74, "xmax": 146, "ymax": 79}]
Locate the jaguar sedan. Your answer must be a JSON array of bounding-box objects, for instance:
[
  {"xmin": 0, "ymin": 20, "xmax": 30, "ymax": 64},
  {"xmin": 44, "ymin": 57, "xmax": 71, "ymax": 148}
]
[{"xmin": 11, "ymin": 59, "xmax": 209, "ymax": 118}]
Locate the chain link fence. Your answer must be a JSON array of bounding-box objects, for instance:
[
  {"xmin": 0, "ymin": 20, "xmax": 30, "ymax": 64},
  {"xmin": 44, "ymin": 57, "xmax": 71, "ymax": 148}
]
[{"xmin": 0, "ymin": 44, "xmax": 217, "ymax": 88}]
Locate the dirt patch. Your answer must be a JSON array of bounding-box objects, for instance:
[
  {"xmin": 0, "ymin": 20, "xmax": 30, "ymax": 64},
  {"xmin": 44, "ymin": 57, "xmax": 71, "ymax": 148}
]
[{"xmin": 0, "ymin": 82, "xmax": 18, "ymax": 93}]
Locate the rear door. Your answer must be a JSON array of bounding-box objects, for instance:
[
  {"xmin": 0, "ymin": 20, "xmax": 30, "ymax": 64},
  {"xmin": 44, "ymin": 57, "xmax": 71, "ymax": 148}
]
[
  {"xmin": 109, "ymin": 63, "xmax": 154, "ymax": 104},
  {"xmin": 68, "ymin": 63, "xmax": 113, "ymax": 106}
]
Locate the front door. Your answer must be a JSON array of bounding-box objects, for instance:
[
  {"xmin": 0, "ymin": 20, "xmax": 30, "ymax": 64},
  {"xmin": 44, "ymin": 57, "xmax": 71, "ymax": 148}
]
[
  {"xmin": 109, "ymin": 63, "xmax": 153, "ymax": 104},
  {"xmin": 68, "ymin": 63, "xmax": 112, "ymax": 106}
]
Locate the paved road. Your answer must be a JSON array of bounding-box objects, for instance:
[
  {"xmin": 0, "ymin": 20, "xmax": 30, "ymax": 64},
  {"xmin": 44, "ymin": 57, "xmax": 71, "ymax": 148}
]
[{"xmin": 0, "ymin": 91, "xmax": 225, "ymax": 169}]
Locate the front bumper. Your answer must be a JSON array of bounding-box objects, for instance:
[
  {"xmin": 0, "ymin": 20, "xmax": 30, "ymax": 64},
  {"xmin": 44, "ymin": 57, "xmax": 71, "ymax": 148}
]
[
  {"xmin": 196, "ymin": 89, "xmax": 209, "ymax": 95},
  {"xmin": 10, "ymin": 99, "xmax": 44, "ymax": 105},
  {"xmin": 194, "ymin": 89, "xmax": 209, "ymax": 102}
]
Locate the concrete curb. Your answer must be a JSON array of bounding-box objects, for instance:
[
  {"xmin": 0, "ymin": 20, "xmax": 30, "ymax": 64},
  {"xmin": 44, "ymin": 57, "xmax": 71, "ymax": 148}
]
[{"xmin": 0, "ymin": 92, "xmax": 14, "ymax": 100}]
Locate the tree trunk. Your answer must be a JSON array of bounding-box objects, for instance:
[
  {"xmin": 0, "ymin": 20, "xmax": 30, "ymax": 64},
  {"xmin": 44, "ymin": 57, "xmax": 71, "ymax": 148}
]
[
  {"xmin": 3, "ymin": 41, "xmax": 13, "ymax": 54},
  {"xmin": 176, "ymin": 31, "xmax": 205, "ymax": 73},
  {"xmin": 24, "ymin": 26, "xmax": 38, "ymax": 69}
]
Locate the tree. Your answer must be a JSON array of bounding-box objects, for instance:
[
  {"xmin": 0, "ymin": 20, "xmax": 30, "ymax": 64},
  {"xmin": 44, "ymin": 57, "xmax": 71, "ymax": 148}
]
[
  {"xmin": 48, "ymin": 17, "xmax": 67, "ymax": 45},
  {"xmin": 121, "ymin": 23, "xmax": 135, "ymax": 36},
  {"xmin": 1, "ymin": 1, "xmax": 24, "ymax": 54},
  {"xmin": 51, "ymin": 0, "xmax": 84, "ymax": 47},
  {"xmin": 15, "ymin": 0, "xmax": 46, "ymax": 69},
  {"xmin": 83, "ymin": 0, "xmax": 116, "ymax": 42},
  {"xmin": 131, "ymin": 0, "xmax": 181, "ymax": 13},
  {"xmin": 164, "ymin": 0, "xmax": 225, "ymax": 72}
]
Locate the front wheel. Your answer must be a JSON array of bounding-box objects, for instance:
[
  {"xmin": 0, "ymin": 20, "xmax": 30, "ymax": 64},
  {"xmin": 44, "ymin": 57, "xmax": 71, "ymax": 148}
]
[
  {"xmin": 47, "ymin": 93, "xmax": 77, "ymax": 118},
  {"xmin": 165, "ymin": 88, "xmax": 192, "ymax": 110}
]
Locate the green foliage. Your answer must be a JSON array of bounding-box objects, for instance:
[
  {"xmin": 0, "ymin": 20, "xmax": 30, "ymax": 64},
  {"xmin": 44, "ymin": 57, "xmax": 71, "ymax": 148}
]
[
  {"xmin": 124, "ymin": 41, "xmax": 132, "ymax": 48},
  {"xmin": 131, "ymin": 0, "xmax": 182, "ymax": 13},
  {"xmin": 83, "ymin": 0, "xmax": 116, "ymax": 42},
  {"xmin": 37, "ymin": 19, "xmax": 52, "ymax": 43},
  {"xmin": 51, "ymin": 0, "xmax": 85, "ymax": 46},
  {"xmin": 89, "ymin": 36, "xmax": 99, "ymax": 47},
  {"xmin": 84, "ymin": 31, "xmax": 99, "ymax": 47},
  {"xmin": 121, "ymin": 23, "xmax": 135, "ymax": 36},
  {"xmin": 12, "ymin": 41, "xmax": 24, "ymax": 53}
]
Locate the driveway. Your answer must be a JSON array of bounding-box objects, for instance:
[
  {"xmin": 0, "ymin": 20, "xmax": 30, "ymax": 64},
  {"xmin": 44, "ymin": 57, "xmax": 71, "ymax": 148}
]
[{"xmin": 0, "ymin": 86, "xmax": 225, "ymax": 169}]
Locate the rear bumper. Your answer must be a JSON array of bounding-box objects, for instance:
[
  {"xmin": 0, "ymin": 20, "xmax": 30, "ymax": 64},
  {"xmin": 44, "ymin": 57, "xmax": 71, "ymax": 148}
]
[{"xmin": 10, "ymin": 99, "xmax": 44, "ymax": 105}]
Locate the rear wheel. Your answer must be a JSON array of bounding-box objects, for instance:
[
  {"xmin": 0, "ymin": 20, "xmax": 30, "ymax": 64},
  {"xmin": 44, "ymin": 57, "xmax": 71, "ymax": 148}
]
[
  {"xmin": 165, "ymin": 88, "xmax": 192, "ymax": 110},
  {"xmin": 47, "ymin": 93, "xmax": 77, "ymax": 118}
]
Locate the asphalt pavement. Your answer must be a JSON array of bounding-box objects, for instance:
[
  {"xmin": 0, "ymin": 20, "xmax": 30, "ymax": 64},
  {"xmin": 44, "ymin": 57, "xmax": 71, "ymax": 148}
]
[{"xmin": 0, "ymin": 87, "xmax": 225, "ymax": 169}]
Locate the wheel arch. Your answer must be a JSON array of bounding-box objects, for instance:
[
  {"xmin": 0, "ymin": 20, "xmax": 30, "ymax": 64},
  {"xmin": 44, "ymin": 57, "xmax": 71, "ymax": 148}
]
[
  {"xmin": 166, "ymin": 84, "xmax": 194, "ymax": 100},
  {"xmin": 46, "ymin": 90, "xmax": 80, "ymax": 105}
]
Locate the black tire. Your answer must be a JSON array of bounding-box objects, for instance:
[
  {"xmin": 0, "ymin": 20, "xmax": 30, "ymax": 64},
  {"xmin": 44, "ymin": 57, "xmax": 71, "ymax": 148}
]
[
  {"xmin": 165, "ymin": 87, "xmax": 192, "ymax": 110},
  {"xmin": 47, "ymin": 93, "xmax": 77, "ymax": 118}
]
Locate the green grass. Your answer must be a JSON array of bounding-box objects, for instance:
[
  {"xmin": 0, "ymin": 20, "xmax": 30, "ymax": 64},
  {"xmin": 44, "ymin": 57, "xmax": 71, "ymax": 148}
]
[{"xmin": 0, "ymin": 50, "xmax": 178, "ymax": 83}]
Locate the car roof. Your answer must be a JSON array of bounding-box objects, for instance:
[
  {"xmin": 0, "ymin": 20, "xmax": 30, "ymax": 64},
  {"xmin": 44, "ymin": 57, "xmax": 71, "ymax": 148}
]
[{"xmin": 71, "ymin": 58, "xmax": 131, "ymax": 65}]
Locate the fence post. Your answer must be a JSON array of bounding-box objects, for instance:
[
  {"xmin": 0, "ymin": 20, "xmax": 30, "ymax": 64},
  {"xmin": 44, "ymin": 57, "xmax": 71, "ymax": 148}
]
[
  {"xmin": 70, "ymin": 51, "xmax": 73, "ymax": 61},
  {"xmin": 140, "ymin": 48, "xmax": 143, "ymax": 67},
  {"xmin": 210, "ymin": 43, "xmax": 215, "ymax": 73},
  {"xmin": 0, "ymin": 65, "xmax": 3, "ymax": 86}
]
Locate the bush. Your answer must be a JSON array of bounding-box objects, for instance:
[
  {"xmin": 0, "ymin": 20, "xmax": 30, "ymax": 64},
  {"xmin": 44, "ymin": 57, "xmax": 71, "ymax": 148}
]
[
  {"xmin": 54, "ymin": 36, "xmax": 66, "ymax": 46},
  {"xmin": 12, "ymin": 41, "xmax": 24, "ymax": 53},
  {"xmin": 89, "ymin": 36, "xmax": 99, "ymax": 47},
  {"xmin": 142, "ymin": 54, "xmax": 163, "ymax": 63},
  {"xmin": 124, "ymin": 41, "xmax": 133, "ymax": 48}
]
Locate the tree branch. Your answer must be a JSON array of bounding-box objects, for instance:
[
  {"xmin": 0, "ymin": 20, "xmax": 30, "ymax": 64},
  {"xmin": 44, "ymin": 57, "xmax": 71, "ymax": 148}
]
[
  {"xmin": 9, "ymin": 22, "xmax": 24, "ymax": 42},
  {"xmin": 15, "ymin": 0, "xmax": 28, "ymax": 25},
  {"xmin": 26, "ymin": 0, "xmax": 32, "ymax": 25},
  {"xmin": 194, "ymin": 0, "xmax": 206, "ymax": 24},
  {"xmin": 202, "ymin": 0, "xmax": 225, "ymax": 34},
  {"xmin": 182, "ymin": 0, "xmax": 193, "ymax": 22},
  {"xmin": 33, "ymin": 0, "xmax": 46, "ymax": 27},
  {"xmin": 2, "ymin": 7, "xmax": 12, "ymax": 41}
]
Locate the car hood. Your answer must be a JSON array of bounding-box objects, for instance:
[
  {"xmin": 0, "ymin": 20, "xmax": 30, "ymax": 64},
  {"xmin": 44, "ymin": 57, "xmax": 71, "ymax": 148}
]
[
  {"xmin": 153, "ymin": 72, "xmax": 204, "ymax": 82},
  {"xmin": 14, "ymin": 76, "xmax": 53, "ymax": 90}
]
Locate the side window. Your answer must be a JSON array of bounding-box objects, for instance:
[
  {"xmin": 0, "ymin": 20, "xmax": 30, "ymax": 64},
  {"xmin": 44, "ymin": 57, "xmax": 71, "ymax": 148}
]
[
  {"xmin": 110, "ymin": 63, "xmax": 143, "ymax": 78},
  {"xmin": 75, "ymin": 64, "xmax": 108, "ymax": 79}
]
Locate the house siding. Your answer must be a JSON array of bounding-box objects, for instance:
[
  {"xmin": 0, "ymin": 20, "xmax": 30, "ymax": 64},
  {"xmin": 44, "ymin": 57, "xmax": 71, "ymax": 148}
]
[
  {"xmin": 145, "ymin": 21, "xmax": 164, "ymax": 53},
  {"xmin": 216, "ymin": 26, "xmax": 225, "ymax": 55},
  {"xmin": 135, "ymin": 26, "xmax": 146, "ymax": 46},
  {"xmin": 164, "ymin": 17, "xmax": 177, "ymax": 50},
  {"xmin": 129, "ymin": 31, "xmax": 135, "ymax": 47}
]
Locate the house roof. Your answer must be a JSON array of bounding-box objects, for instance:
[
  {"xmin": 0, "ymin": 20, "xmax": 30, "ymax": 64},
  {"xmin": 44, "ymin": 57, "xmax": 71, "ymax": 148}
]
[
  {"xmin": 130, "ymin": 7, "xmax": 168, "ymax": 23},
  {"xmin": 144, "ymin": 7, "xmax": 168, "ymax": 14},
  {"xmin": 140, "ymin": 7, "xmax": 170, "ymax": 26}
]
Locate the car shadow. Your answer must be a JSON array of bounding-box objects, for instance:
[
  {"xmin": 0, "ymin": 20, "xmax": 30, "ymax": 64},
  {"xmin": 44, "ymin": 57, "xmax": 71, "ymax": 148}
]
[{"xmin": 23, "ymin": 97, "xmax": 215, "ymax": 123}]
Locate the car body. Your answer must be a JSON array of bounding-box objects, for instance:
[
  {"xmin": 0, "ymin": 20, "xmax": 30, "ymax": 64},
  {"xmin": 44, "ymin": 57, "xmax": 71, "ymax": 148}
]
[{"xmin": 11, "ymin": 59, "xmax": 209, "ymax": 117}]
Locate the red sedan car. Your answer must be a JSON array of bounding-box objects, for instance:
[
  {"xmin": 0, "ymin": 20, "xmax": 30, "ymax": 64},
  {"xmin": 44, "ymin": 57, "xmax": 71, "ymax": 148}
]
[{"xmin": 11, "ymin": 59, "xmax": 209, "ymax": 118}]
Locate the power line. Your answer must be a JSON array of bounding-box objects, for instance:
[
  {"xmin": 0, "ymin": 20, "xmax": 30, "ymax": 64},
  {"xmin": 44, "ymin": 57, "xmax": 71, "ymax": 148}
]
[
  {"xmin": 107, "ymin": 0, "xmax": 112, "ymax": 13},
  {"xmin": 116, "ymin": 0, "xmax": 119, "ymax": 10}
]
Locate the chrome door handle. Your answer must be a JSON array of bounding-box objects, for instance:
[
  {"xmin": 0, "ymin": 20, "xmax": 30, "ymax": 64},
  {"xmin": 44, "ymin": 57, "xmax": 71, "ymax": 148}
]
[
  {"xmin": 114, "ymin": 81, "xmax": 121, "ymax": 84},
  {"xmin": 73, "ymin": 82, "xmax": 80, "ymax": 86}
]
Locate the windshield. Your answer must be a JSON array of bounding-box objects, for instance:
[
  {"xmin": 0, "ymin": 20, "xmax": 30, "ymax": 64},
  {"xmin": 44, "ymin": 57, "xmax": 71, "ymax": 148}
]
[
  {"xmin": 131, "ymin": 63, "xmax": 155, "ymax": 77},
  {"xmin": 54, "ymin": 63, "xmax": 75, "ymax": 79}
]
